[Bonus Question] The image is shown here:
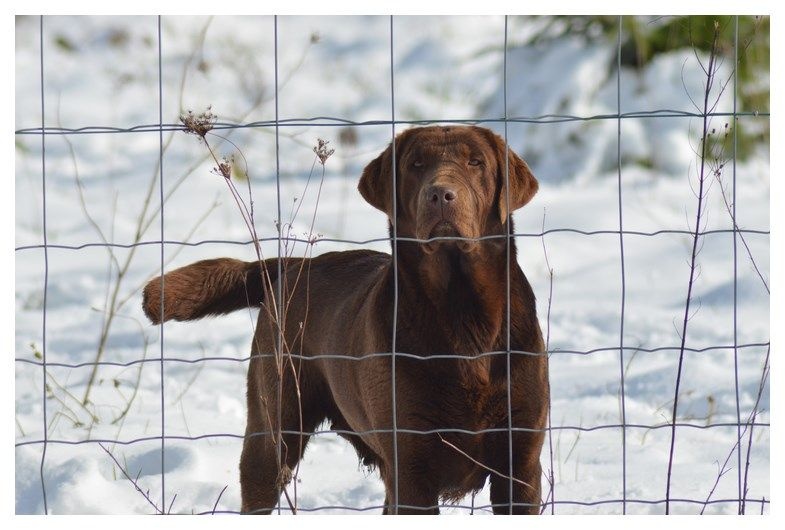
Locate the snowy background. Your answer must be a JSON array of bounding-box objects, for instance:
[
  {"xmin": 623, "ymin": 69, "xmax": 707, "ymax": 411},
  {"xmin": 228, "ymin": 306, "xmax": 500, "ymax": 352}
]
[{"xmin": 14, "ymin": 15, "xmax": 770, "ymax": 514}]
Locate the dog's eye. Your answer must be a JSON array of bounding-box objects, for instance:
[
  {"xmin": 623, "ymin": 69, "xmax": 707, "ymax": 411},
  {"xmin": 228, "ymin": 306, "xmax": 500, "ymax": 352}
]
[{"xmin": 468, "ymin": 158, "xmax": 482, "ymax": 167}]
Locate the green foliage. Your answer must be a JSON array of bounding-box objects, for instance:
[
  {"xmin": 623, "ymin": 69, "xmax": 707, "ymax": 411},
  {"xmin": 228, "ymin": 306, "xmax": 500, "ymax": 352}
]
[
  {"xmin": 537, "ymin": 16, "xmax": 768, "ymax": 109},
  {"xmin": 528, "ymin": 16, "xmax": 769, "ymax": 160},
  {"xmin": 54, "ymin": 34, "xmax": 76, "ymax": 52},
  {"xmin": 621, "ymin": 16, "xmax": 769, "ymax": 113}
]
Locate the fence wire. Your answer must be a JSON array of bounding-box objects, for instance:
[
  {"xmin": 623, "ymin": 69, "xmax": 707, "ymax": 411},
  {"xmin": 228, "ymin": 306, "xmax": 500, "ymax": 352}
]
[
  {"xmin": 36, "ymin": 14, "xmax": 50, "ymax": 515},
  {"xmin": 156, "ymin": 14, "xmax": 167, "ymax": 514},
  {"xmin": 15, "ymin": 15, "xmax": 770, "ymax": 515},
  {"xmin": 616, "ymin": 16, "xmax": 628, "ymax": 513}
]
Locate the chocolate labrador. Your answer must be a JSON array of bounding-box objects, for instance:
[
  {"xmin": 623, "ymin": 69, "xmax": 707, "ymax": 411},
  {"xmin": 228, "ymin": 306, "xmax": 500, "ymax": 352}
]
[{"xmin": 142, "ymin": 125, "xmax": 548, "ymax": 514}]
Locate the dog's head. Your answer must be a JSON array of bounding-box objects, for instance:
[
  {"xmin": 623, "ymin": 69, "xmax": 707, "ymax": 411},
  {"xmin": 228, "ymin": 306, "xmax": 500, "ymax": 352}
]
[{"xmin": 358, "ymin": 126, "xmax": 538, "ymax": 253}]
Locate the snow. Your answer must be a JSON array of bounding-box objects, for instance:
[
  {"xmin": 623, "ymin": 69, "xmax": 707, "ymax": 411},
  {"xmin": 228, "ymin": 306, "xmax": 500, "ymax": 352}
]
[{"xmin": 14, "ymin": 15, "xmax": 769, "ymax": 515}]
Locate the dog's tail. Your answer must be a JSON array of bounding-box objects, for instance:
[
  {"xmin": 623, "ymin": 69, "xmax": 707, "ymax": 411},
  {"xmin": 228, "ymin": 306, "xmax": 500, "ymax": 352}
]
[{"xmin": 142, "ymin": 258, "xmax": 278, "ymax": 324}]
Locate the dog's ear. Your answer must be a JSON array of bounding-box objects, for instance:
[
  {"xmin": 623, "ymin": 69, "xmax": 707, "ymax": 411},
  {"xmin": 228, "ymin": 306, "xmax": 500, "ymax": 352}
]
[
  {"xmin": 358, "ymin": 129, "xmax": 416, "ymax": 217},
  {"xmin": 358, "ymin": 143, "xmax": 394, "ymax": 216},
  {"xmin": 475, "ymin": 127, "xmax": 539, "ymax": 222}
]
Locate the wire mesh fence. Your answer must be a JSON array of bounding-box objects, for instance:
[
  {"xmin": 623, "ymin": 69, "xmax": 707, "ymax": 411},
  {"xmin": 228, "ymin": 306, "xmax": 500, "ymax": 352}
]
[{"xmin": 14, "ymin": 15, "xmax": 770, "ymax": 514}]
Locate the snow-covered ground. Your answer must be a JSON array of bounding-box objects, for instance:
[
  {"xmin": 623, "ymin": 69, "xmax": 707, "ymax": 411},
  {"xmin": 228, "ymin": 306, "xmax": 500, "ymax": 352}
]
[{"xmin": 14, "ymin": 16, "xmax": 770, "ymax": 514}]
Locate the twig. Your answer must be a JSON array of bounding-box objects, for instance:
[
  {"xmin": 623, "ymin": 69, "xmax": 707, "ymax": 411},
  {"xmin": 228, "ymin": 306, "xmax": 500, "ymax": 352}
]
[
  {"xmin": 741, "ymin": 346, "xmax": 770, "ymax": 513},
  {"xmin": 15, "ymin": 416, "xmax": 26, "ymax": 438},
  {"xmin": 438, "ymin": 434, "xmax": 533, "ymax": 490},
  {"xmin": 170, "ymin": 345, "xmax": 207, "ymax": 406},
  {"xmin": 99, "ymin": 443, "xmax": 163, "ymax": 514},
  {"xmin": 701, "ymin": 346, "xmax": 768, "ymax": 513},
  {"xmin": 180, "ymin": 108, "xmax": 334, "ymax": 515},
  {"xmin": 539, "ymin": 468, "xmax": 554, "ymax": 514},
  {"xmin": 167, "ymin": 493, "xmax": 178, "ymax": 514},
  {"xmin": 212, "ymin": 485, "xmax": 228, "ymax": 515},
  {"xmin": 109, "ymin": 315, "xmax": 149, "ymax": 426},
  {"xmin": 44, "ymin": 368, "xmax": 96, "ymax": 429},
  {"xmin": 79, "ymin": 19, "xmax": 220, "ymax": 407},
  {"xmin": 540, "ymin": 208, "xmax": 556, "ymax": 514},
  {"xmin": 190, "ymin": 122, "xmax": 294, "ymax": 514},
  {"xmin": 700, "ymin": 428, "xmax": 744, "ymax": 514},
  {"xmin": 665, "ymin": 21, "xmax": 722, "ymax": 514},
  {"xmin": 713, "ymin": 171, "xmax": 770, "ymax": 294}
]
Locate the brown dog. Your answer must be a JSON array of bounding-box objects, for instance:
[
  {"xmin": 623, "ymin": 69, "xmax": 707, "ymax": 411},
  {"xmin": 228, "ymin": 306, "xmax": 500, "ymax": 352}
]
[{"xmin": 142, "ymin": 125, "xmax": 548, "ymax": 514}]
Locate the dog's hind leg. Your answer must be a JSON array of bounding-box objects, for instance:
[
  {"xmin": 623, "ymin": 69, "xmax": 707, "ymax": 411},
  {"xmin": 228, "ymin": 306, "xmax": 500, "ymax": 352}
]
[{"xmin": 239, "ymin": 355, "xmax": 325, "ymax": 514}]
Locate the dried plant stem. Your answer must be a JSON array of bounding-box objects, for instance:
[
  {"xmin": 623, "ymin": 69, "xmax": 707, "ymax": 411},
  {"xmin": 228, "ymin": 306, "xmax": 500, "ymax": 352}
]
[
  {"xmin": 110, "ymin": 314, "xmax": 150, "ymax": 427},
  {"xmin": 665, "ymin": 22, "xmax": 721, "ymax": 514},
  {"xmin": 271, "ymin": 159, "xmax": 328, "ymax": 513},
  {"xmin": 540, "ymin": 210, "xmax": 556, "ymax": 515},
  {"xmin": 741, "ymin": 345, "xmax": 770, "ymax": 513},
  {"xmin": 56, "ymin": 103, "xmax": 125, "ymax": 412},
  {"xmin": 100, "ymin": 443, "xmax": 164, "ymax": 514},
  {"xmin": 78, "ymin": 19, "xmax": 241, "ymax": 408},
  {"xmin": 701, "ymin": 346, "xmax": 769, "ymax": 513},
  {"xmin": 438, "ymin": 435, "xmax": 533, "ymax": 490},
  {"xmin": 714, "ymin": 174, "xmax": 770, "ymax": 294},
  {"xmin": 211, "ymin": 485, "xmax": 228, "ymax": 515},
  {"xmin": 182, "ymin": 109, "xmax": 333, "ymax": 514},
  {"xmin": 197, "ymin": 135, "xmax": 293, "ymax": 514}
]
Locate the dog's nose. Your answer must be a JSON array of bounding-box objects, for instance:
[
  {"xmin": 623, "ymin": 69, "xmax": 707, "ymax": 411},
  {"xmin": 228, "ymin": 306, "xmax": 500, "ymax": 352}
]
[{"xmin": 426, "ymin": 186, "xmax": 458, "ymax": 206}]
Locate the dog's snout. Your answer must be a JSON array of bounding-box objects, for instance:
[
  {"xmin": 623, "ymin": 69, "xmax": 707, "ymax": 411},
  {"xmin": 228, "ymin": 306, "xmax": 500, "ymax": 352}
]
[{"xmin": 426, "ymin": 186, "xmax": 458, "ymax": 206}]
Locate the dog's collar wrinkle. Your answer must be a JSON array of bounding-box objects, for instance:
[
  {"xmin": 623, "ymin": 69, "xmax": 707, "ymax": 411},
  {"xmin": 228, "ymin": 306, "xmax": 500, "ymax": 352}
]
[{"xmin": 394, "ymin": 244, "xmax": 510, "ymax": 357}]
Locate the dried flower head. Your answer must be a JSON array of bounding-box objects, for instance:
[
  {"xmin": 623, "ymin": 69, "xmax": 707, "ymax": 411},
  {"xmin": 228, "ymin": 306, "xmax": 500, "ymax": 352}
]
[
  {"xmin": 211, "ymin": 155, "xmax": 233, "ymax": 180},
  {"xmin": 313, "ymin": 138, "xmax": 335, "ymax": 165},
  {"xmin": 180, "ymin": 106, "xmax": 216, "ymax": 139}
]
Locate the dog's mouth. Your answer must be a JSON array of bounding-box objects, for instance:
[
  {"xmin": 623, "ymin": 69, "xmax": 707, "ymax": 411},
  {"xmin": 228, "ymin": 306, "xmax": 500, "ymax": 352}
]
[
  {"xmin": 421, "ymin": 220, "xmax": 477, "ymax": 254},
  {"xmin": 430, "ymin": 220, "xmax": 460, "ymax": 238}
]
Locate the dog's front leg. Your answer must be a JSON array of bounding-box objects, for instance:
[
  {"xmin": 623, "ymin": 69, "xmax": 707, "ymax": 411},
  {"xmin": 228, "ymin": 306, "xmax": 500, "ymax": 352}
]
[
  {"xmin": 489, "ymin": 429, "xmax": 544, "ymax": 515},
  {"xmin": 380, "ymin": 449, "xmax": 440, "ymax": 515},
  {"xmin": 381, "ymin": 479, "xmax": 440, "ymax": 515}
]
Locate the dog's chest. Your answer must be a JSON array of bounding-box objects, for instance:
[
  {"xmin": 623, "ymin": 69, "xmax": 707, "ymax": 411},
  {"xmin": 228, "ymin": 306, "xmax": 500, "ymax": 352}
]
[
  {"xmin": 414, "ymin": 360, "xmax": 509, "ymax": 431},
  {"xmin": 460, "ymin": 374, "xmax": 509, "ymax": 430}
]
